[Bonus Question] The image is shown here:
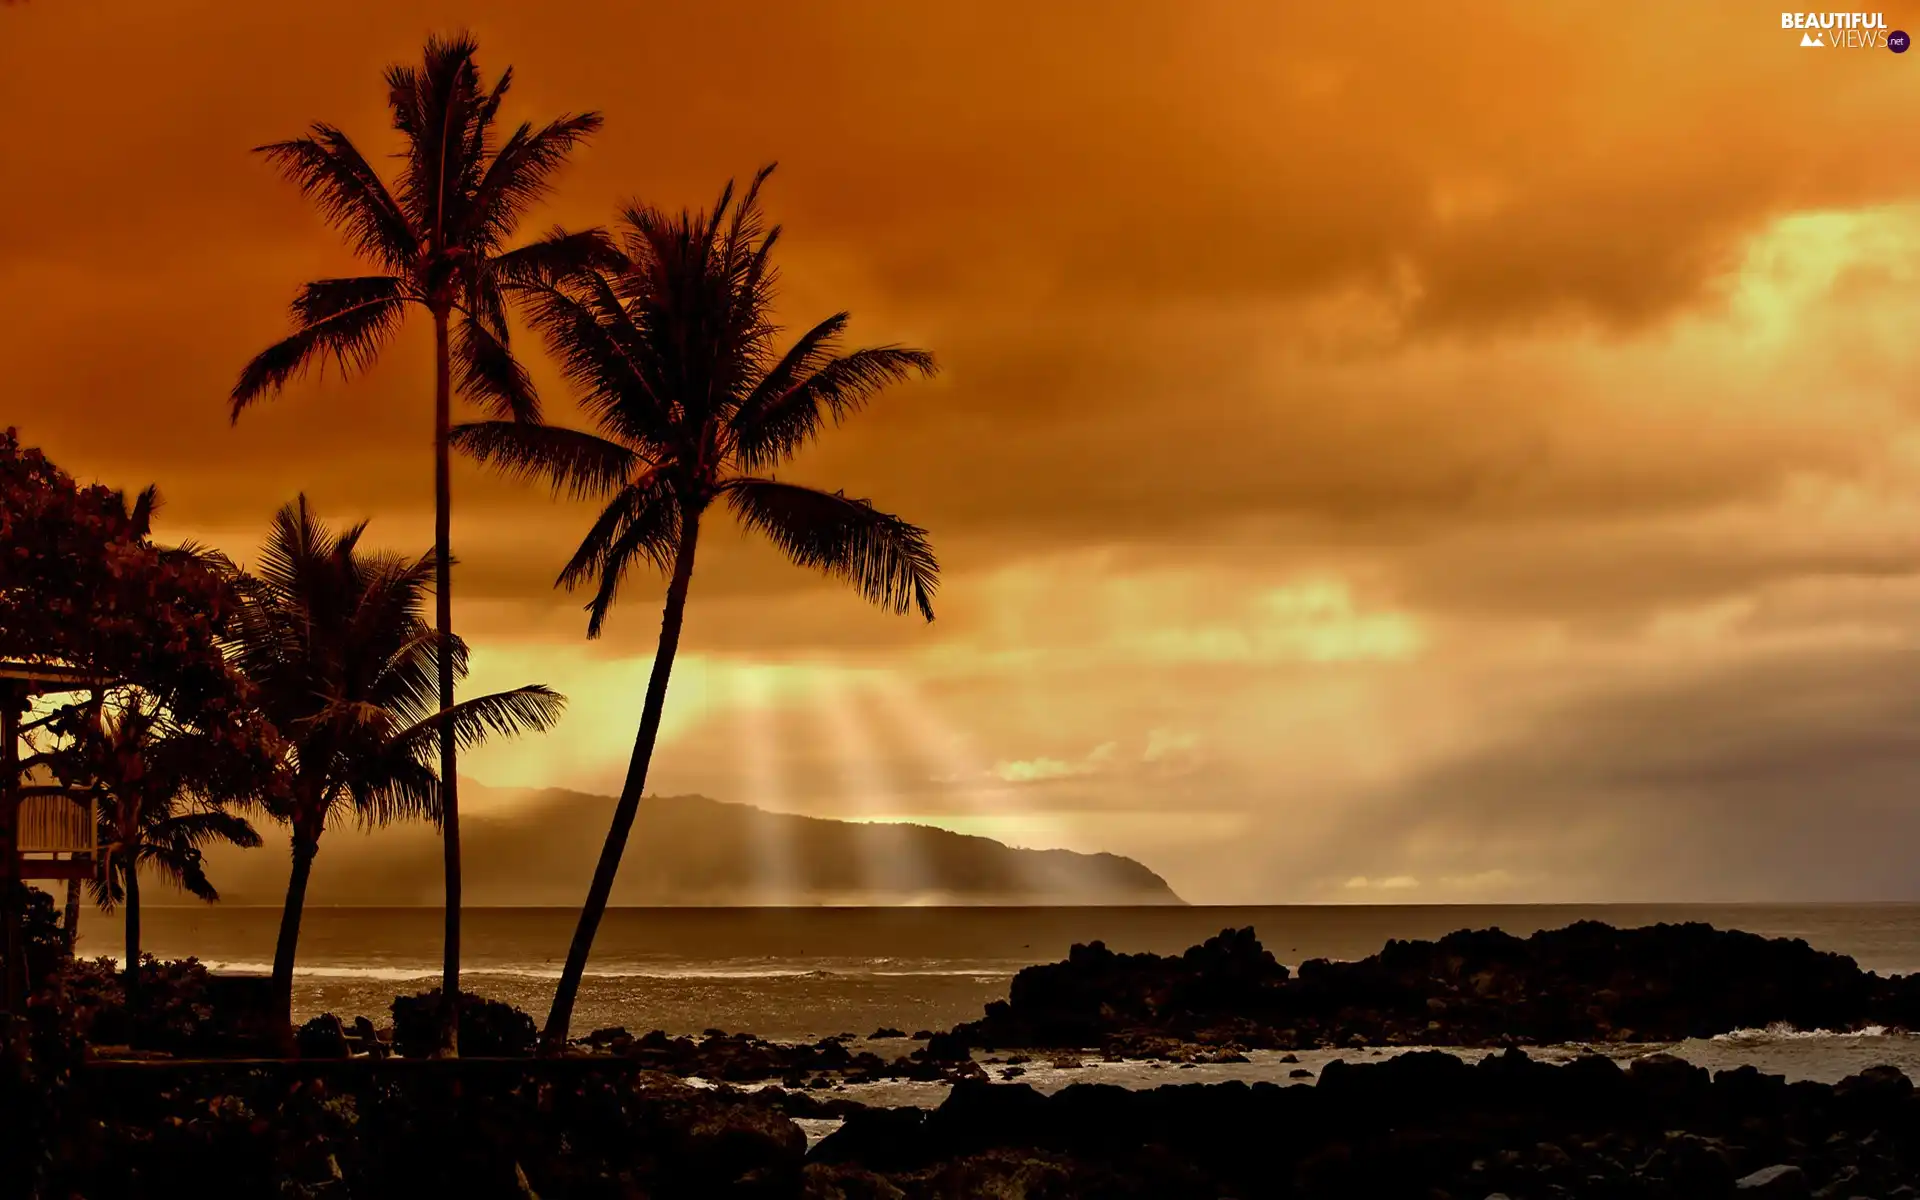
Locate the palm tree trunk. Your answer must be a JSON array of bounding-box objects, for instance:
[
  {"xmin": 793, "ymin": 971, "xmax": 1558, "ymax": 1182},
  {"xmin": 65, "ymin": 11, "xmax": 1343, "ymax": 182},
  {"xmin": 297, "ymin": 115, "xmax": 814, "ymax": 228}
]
[
  {"xmin": 123, "ymin": 860, "xmax": 141, "ymax": 1029},
  {"xmin": 432, "ymin": 304, "xmax": 462, "ymax": 1058},
  {"xmin": 271, "ymin": 834, "xmax": 319, "ymax": 1043},
  {"xmin": 542, "ymin": 513, "xmax": 704, "ymax": 1051},
  {"xmin": 62, "ymin": 877, "xmax": 80, "ymax": 955}
]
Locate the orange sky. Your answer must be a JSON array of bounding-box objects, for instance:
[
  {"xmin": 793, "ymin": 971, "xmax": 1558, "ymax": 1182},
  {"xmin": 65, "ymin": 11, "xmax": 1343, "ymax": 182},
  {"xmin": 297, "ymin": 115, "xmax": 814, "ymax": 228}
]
[{"xmin": 6, "ymin": 1, "xmax": 1920, "ymax": 902}]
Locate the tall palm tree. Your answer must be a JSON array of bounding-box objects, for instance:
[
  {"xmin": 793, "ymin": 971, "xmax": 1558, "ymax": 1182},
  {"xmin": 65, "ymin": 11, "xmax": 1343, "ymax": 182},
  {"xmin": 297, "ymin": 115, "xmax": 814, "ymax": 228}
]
[
  {"xmin": 453, "ymin": 166, "xmax": 940, "ymax": 1048},
  {"xmin": 229, "ymin": 498, "xmax": 566, "ymax": 1032},
  {"xmin": 231, "ymin": 33, "xmax": 603, "ymax": 1051},
  {"xmin": 83, "ymin": 690, "xmax": 263, "ymax": 1016}
]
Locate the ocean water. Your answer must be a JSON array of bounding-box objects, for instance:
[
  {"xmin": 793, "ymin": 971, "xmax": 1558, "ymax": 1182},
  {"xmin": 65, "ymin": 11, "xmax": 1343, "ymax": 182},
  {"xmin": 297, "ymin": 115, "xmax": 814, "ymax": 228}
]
[{"xmin": 73, "ymin": 903, "xmax": 1920, "ymax": 1100}]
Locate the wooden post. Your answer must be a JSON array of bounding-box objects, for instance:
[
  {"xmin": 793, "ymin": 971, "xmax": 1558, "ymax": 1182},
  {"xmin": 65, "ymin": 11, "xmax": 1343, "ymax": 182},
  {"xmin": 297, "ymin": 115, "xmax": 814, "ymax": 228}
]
[{"xmin": 1, "ymin": 681, "xmax": 25, "ymax": 1011}]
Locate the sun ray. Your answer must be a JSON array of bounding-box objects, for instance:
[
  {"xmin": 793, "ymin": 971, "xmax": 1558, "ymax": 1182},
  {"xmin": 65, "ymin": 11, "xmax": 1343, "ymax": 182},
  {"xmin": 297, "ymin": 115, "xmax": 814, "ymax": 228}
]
[
  {"xmin": 727, "ymin": 665, "xmax": 801, "ymax": 906},
  {"xmin": 863, "ymin": 672, "xmax": 1053, "ymax": 897},
  {"xmin": 811, "ymin": 665, "xmax": 929, "ymax": 903}
]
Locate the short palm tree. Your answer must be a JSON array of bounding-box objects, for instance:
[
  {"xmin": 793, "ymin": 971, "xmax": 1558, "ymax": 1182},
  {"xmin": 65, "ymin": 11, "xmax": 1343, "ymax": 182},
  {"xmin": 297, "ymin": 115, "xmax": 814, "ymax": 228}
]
[
  {"xmin": 229, "ymin": 498, "xmax": 565, "ymax": 1031},
  {"xmin": 453, "ymin": 166, "xmax": 940, "ymax": 1047},
  {"xmin": 230, "ymin": 32, "xmax": 603, "ymax": 1050},
  {"xmin": 83, "ymin": 691, "xmax": 263, "ymax": 1016}
]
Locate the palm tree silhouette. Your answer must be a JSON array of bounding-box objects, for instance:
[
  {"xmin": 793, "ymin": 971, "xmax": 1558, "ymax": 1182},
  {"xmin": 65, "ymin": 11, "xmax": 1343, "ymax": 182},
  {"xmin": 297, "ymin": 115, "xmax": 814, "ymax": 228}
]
[
  {"xmin": 84, "ymin": 692, "xmax": 262, "ymax": 1020},
  {"xmin": 230, "ymin": 32, "xmax": 602, "ymax": 1052},
  {"xmin": 229, "ymin": 498, "xmax": 565, "ymax": 1033},
  {"xmin": 454, "ymin": 166, "xmax": 940, "ymax": 1047}
]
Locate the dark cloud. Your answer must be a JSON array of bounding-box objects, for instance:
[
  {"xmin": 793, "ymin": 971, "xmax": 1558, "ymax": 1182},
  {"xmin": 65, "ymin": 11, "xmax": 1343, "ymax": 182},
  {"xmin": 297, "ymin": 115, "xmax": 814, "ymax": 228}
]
[
  {"xmin": 1313, "ymin": 643, "xmax": 1920, "ymax": 901},
  {"xmin": 6, "ymin": 0, "xmax": 1915, "ymax": 556}
]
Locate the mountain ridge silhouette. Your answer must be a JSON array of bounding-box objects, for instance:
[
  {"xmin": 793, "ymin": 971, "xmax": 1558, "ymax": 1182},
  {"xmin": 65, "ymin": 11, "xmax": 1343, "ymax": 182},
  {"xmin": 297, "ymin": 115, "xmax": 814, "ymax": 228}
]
[{"xmin": 177, "ymin": 780, "xmax": 1186, "ymax": 906}]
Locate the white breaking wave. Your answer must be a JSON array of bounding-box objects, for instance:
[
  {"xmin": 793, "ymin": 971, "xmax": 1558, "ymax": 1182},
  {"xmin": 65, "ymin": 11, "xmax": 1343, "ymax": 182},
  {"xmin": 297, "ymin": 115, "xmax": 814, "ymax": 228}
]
[
  {"xmin": 1710, "ymin": 1022, "xmax": 1896, "ymax": 1042},
  {"xmin": 187, "ymin": 960, "xmax": 1013, "ymax": 983},
  {"xmin": 201, "ymin": 962, "xmax": 441, "ymax": 982}
]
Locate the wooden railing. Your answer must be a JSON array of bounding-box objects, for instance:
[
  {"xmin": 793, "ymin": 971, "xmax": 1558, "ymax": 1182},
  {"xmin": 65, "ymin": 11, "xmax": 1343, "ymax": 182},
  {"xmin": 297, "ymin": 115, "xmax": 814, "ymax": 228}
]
[{"xmin": 17, "ymin": 790, "xmax": 95, "ymax": 854}]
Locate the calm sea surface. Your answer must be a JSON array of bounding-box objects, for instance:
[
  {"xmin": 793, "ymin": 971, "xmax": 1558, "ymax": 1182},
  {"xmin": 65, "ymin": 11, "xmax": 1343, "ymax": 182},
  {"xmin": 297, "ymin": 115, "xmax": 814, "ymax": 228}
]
[{"xmin": 79, "ymin": 903, "xmax": 1920, "ymax": 1045}]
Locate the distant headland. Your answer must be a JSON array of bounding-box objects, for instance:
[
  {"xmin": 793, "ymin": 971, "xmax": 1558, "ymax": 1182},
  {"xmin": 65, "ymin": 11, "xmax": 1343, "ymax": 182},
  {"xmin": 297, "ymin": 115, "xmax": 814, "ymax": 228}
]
[{"xmin": 184, "ymin": 782, "xmax": 1185, "ymax": 907}]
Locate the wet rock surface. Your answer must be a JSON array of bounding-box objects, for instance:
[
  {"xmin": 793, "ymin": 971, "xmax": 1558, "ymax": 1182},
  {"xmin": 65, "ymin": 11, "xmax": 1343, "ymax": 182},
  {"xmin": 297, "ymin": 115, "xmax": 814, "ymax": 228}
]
[
  {"xmin": 32, "ymin": 1047, "xmax": 1920, "ymax": 1197},
  {"xmin": 945, "ymin": 922, "xmax": 1920, "ymax": 1055},
  {"xmin": 806, "ymin": 1050, "xmax": 1920, "ymax": 1198},
  {"xmin": 578, "ymin": 1025, "xmax": 956, "ymax": 1085}
]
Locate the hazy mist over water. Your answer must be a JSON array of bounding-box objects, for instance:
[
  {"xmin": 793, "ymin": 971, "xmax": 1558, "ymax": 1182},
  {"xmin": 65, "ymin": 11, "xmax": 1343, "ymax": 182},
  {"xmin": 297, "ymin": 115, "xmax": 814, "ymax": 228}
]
[{"xmin": 79, "ymin": 903, "xmax": 1920, "ymax": 1041}]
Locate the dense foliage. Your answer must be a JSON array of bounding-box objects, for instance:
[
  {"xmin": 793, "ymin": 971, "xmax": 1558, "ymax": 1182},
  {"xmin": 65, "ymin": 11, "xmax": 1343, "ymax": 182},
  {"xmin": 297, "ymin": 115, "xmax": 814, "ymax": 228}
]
[
  {"xmin": 0, "ymin": 429, "xmax": 240, "ymax": 718},
  {"xmin": 6, "ymin": 884, "xmax": 64, "ymax": 989},
  {"xmin": 42, "ymin": 955, "xmax": 229, "ymax": 1053}
]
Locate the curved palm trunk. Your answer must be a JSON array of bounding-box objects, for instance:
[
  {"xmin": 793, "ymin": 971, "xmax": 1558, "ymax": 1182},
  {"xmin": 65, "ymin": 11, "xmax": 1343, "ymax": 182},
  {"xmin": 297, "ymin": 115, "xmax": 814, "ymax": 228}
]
[
  {"xmin": 123, "ymin": 860, "xmax": 142, "ymax": 1026},
  {"xmin": 271, "ymin": 833, "xmax": 319, "ymax": 1044},
  {"xmin": 432, "ymin": 306, "xmax": 463, "ymax": 1057},
  {"xmin": 542, "ymin": 514, "xmax": 703, "ymax": 1051}
]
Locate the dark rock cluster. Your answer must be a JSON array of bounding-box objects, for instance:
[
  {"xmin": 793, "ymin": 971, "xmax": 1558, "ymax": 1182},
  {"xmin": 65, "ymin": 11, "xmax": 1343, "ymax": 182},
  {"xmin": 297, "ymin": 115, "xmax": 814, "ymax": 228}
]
[
  {"xmin": 36, "ymin": 1047, "xmax": 1920, "ymax": 1197},
  {"xmin": 388, "ymin": 988, "xmax": 541, "ymax": 1058},
  {"xmin": 577, "ymin": 1025, "xmax": 955, "ymax": 1086},
  {"xmin": 42, "ymin": 1058, "xmax": 812, "ymax": 1198},
  {"xmin": 808, "ymin": 1050, "xmax": 1920, "ymax": 1198},
  {"xmin": 947, "ymin": 922, "xmax": 1920, "ymax": 1054}
]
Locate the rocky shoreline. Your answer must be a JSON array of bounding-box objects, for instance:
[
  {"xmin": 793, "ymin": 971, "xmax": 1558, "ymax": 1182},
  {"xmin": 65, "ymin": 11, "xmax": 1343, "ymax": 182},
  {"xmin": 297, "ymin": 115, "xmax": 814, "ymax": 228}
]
[
  {"xmin": 933, "ymin": 921, "xmax": 1920, "ymax": 1060},
  {"xmin": 22, "ymin": 919, "xmax": 1920, "ymax": 1196},
  {"xmin": 30, "ymin": 1047, "xmax": 1920, "ymax": 1196},
  {"xmin": 809, "ymin": 1049, "xmax": 1920, "ymax": 1198},
  {"xmin": 274, "ymin": 921, "xmax": 1920, "ymax": 1085}
]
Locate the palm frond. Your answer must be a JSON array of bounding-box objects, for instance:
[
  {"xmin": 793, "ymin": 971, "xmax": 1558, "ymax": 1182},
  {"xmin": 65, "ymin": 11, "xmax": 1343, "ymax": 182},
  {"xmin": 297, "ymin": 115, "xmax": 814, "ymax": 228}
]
[
  {"xmin": 733, "ymin": 334, "xmax": 935, "ymax": 468},
  {"xmin": 89, "ymin": 862, "xmax": 122, "ymax": 911},
  {"xmin": 173, "ymin": 861, "xmax": 220, "ymax": 903},
  {"xmin": 719, "ymin": 164, "xmax": 781, "ymax": 332},
  {"xmin": 159, "ymin": 540, "xmax": 238, "ymax": 581},
  {"xmin": 721, "ymin": 478, "xmax": 938, "ymax": 621},
  {"xmin": 126, "ymin": 484, "xmax": 161, "ymax": 538},
  {"xmin": 493, "ymin": 227, "xmax": 622, "ymax": 286},
  {"xmin": 350, "ymin": 759, "xmax": 441, "ymax": 829},
  {"xmin": 338, "ymin": 551, "xmax": 441, "ymax": 720},
  {"xmin": 542, "ymin": 468, "xmax": 682, "ymax": 637},
  {"xmin": 389, "ymin": 685, "xmax": 567, "ymax": 760},
  {"xmin": 465, "ymin": 113, "xmax": 604, "ymax": 245},
  {"xmin": 290, "ymin": 274, "xmax": 412, "ymax": 327},
  {"xmin": 257, "ymin": 129, "xmax": 418, "ymax": 271},
  {"xmin": 579, "ymin": 498, "xmax": 687, "ymax": 638},
  {"xmin": 154, "ymin": 808, "xmax": 263, "ymax": 852},
  {"xmin": 246, "ymin": 498, "xmax": 367, "ymax": 607},
  {"xmin": 386, "ymin": 31, "xmax": 488, "ymax": 245},
  {"xmin": 450, "ymin": 420, "xmax": 639, "ymax": 500},
  {"xmin": 139, "ymin": 806, "xmax": 260, "ymax": 902},
  {"xmin": 453, "ymin": 309, "xmax": 539, "ymax": 421},
  {"xmin": 510, "ymin": 271, "xmax": 675, "ymax": 441},
  {"xmin": 231, "ymin": 285, "xmax": 409, "ymax": 417},
  {"xmin": 367, "ymin": 626, "xmax": 467, "ymax": 726}
]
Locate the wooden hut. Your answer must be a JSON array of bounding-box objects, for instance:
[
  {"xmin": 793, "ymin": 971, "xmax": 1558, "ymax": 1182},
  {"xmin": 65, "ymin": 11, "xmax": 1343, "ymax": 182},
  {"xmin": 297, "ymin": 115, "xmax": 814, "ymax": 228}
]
[{"xmin": 1, "ymin": 660, "xmax": 110, "ymax": 1006}]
